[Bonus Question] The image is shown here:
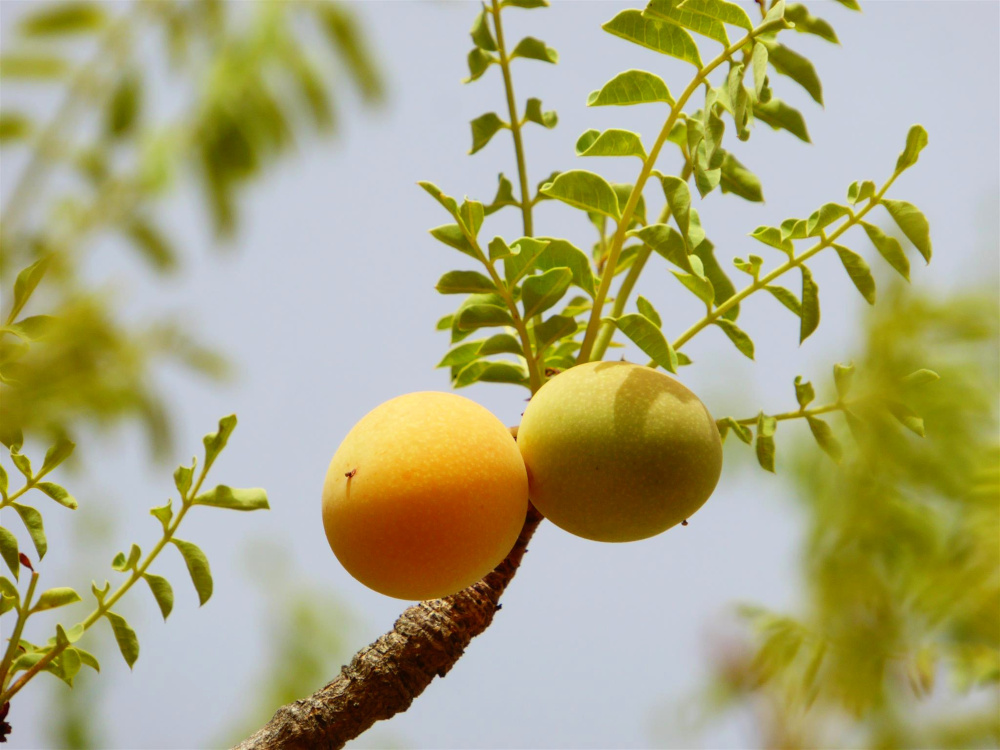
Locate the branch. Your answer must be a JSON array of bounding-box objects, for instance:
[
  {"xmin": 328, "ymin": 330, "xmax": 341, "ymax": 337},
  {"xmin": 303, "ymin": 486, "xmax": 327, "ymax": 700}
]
[{"xmin": 234, "ymin": 502, "xmax": 545, "ymax": 750}]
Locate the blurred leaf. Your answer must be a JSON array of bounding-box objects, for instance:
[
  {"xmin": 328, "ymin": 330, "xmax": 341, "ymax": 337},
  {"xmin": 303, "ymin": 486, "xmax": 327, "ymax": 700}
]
[
  {"xmin": 106, "ymin": 72, "xmax": 141, "ymax": 138},
  {"xmin": 833, "ymin": 362, "xmax": 854, "ymax": 399},
  {"xmin": 502, "ymin": 0, "xmax": 549, "ymax": 7},
  {"xmin": 602, "ymin": 9, "xmax": 703, "ymax": 68},
  {"xmin": 470, "ymin": 8, "xmax": 497, "ymax": 51},
  {"xmin": 800, "ymin": 265, "xmax": 820, "ymax": 342},
  {"xmin": 902, "ymin": 369, "xmax": 940, "ymax": 387},
  {"xmin": 883, "ymin": 399, "xmax": 925, "ymax": 437},
  {"xmin": 0, "ymin": 53, "xmax": 69, "ymax": 79},
  {"xmin": 753, "ymin": 98, "xmax": 810, "ymax": 143},
  {"xmin": 862, "ymin": 221, "xmax": 910, "ymax": 280},
  {"xmin": 12, "ymin": 503, "xmax": 46, "ymax": 559},
  {"xmin": 123, "ymin": 217, "xmax": 177, "ymax": 272},
  {"xmin": 719, "ymin": 152, "xmax": 763, "ymax": 202},
  {"xmin": 315, "ymin": 3, "xmax": 384, "ymax": 102},
  {"xmin": 762, "ymin": 41, "xmax": 823, "ymax": 105},
  {"xmin": 171, "ymin": 538, "xmax": 213, "ymax": 605},
  {"xmin": 8, "ymin": 256, "xmax": 52, "ymax": 325},
  {"xmin": 833, "ymin": 244, "xmax": 876, "ymax": 304},
  {"xmin": 784, "ymin": 4, "xmax": 839, "ymax": 43},
  {"xmin": 104, "ymin": 611, "xmax": 139, "ymax": 668},
  {"xmin": 794, "ymin": 376, "xmax": 815, "ymax": 408},
  {"xmin": 0, "ymin": 527, "xmax": 20, "ymax": 579},
  {"xmin": 882, "ymin": 200, "xmax": 932, "ymax": 263},
  {"xmin": 192, "ymin": 485, "xmax": 269, "ymax": 511},
  {"xmin": 756, "ymin": 412, "xmax": 776, "ymax": 472},
  {"xmin": 806, "ymin": 416, "xmax": 843, "ymax": 463},
  {"xmin": 588, "ymin": 69, "xmax": 673, "ymax": 106},
  {"xmin": 20, "ymin": 2, "xmax": 106, "ymax": 36},
  {"xmin": 0, "ymin": 112, "xmax": 32, "ymax": 144}
]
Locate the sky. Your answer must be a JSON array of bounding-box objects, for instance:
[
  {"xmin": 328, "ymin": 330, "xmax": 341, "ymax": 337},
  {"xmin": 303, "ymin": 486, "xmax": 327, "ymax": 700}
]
[{"xmin": 2, "ymin": 1, "xmax": 999, "ymax": 748}]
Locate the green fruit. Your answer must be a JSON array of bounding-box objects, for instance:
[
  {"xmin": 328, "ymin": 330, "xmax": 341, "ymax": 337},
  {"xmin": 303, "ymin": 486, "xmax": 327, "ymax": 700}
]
[{"xmin": 517, "ymin": 361, "xmax": 722, "ymax": 542}]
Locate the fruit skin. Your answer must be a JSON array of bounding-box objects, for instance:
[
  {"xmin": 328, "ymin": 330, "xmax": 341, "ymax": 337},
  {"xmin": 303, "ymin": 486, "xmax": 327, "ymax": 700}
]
[
  {"xmin": 322, "ymin": 391, "xmax": 528, "ymax": 600},
  {"xmin": 517, "ymin": 361, "xmax": 722, "ymax": 543}
]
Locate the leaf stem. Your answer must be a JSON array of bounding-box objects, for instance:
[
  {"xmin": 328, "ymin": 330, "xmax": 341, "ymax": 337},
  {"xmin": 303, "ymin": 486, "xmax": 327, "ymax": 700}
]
[
  {"xmin": 0, "ymin": 572, "xmax": 38, "ymax": 692},
  {"xmin": 732, "ymin": 401, "xmax": 843, "ymax": 426},
  {"xmin": 490, "ymin": 0, "xmax": 533, "ymax": 237},
  {"xmin": 577, "ymin": 19, "xmax": 784, "ymax": 364},
  {"xmin": 671, "ymin": 172, "xmax": 900, "ymax": 352}
]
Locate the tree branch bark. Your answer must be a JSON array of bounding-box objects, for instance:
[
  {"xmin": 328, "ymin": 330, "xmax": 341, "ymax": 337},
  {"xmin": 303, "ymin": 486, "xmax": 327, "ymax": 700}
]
[{"xmin": 234, "ymin": 502, "xmax": 544, "ymax": 750}]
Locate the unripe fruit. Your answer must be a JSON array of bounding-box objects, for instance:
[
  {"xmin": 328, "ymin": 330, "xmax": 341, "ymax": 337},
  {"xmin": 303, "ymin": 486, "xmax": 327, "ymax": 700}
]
[
  {"xmin": 322, "ymin": 392, "xmax": 528, "ymax": 600},
  {"xmin": 517, "ymin": 361, "xmax": 722, "ymax": 543}
]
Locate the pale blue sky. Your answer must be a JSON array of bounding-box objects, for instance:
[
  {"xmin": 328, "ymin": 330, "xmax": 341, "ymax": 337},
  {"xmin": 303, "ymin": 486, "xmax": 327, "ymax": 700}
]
[{"xmin": 2, "ymin": 1, "xmax": 998, "ymax": 748}]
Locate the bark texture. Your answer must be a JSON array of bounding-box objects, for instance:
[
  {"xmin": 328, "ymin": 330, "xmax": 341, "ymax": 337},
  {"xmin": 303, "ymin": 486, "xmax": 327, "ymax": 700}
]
[{"xmin": 234, "ymin": 503, "xmax": 544, "ymax": 750}]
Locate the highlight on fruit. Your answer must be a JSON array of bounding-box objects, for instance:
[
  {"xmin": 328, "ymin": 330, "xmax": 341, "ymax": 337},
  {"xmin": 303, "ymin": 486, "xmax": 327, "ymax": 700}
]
[
  {"xmin": 516, "ymin": 361, "xmax": 723, "ymax": 543},
  {"xmin": 322, "ymin": 391, "xmax": 529, "ymax": 600}
]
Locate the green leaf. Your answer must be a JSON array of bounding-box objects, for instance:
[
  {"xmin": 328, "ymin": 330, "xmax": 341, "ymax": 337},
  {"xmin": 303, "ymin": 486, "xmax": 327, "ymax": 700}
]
[
  {"xmin": 150, "ymin": 499, "xmax": 173, "ymax": 529},
  {"xmin": 753, "ymin": 98, "xmax": 810, "ymax": 143},
  {"xmin": 0, "ymin": 53, "xmax": 69, "ymax": 79},
  {"xmin": 677, "ymin": 0, "xmax": 753, "ymax": 30},
  {"xmin": 40, "ymin": 438, "xmax": 74, "ymax": 475},
  {"xmin": 143, "ymin": 573, "xmax": 174, "ymax": 621},
  {"xmin": 575, "ymin": 128, "xmax": 647, "ymax": 160},
  {"xmin": 717, "ymin": 417, "xmax": 753, "ymax": 445},
  {"xmin": 124, "ymin": 217, "xmax": 176, "ymax": 272},
  {"xmin": 465, "ymin": 48, "xmax": 496, "ymax": 83},
  {"xmin": 10, "ymin": 448, "xmax": 31, "ymax": 480},
  {"xmin": 173, "ymin": 462, "xmax": 194, "ymax": 498},
  {"xmin": 799, "ymin": 265, "xmax": 820, "ymax": 343},
  {"xmin": 587, "ymin": 69, "xmax": 673, "ymax": 106},
  {"xmin": 418, "ymin": 181, "xmax": 459, "ymax": 217},
  {"xmin": 429, "ymin": 224, "xmax": 476, "ymax": 259},
  {"xmin": 884, "ymin": 400, "xmax": 925, "ymax": 437},
  {"xmin": 503, "ymin": 0, "xmax": 548, "ymax": 6},
  {"xmin": 76, "ymin": 646, "xmax": 99, "ymax": 672},
  {"xmin": 806, "ymin": 416, "xmax": 843, "ymax": 462},
  {"xmin": 470, "ymin": 8, "xmax": 497, "ymax": 51},
  {"xmin": 832, "ymin": 244, "xmax": 876, "ymax": 304},
  {"xmin": 861, "ymin": 221, "xmax": 910, "ymax": 280},
  {"xmin": 0, "ymin": 112, "xmax": 32, "ymax": 144},
  {"xmin": 602, "ymin": 9, "xmax": 703, "ymax": 68},
  {"xmin": 693, "ymin": 147, "xmax": 721, "ymax": 197},
  {"xmin": 762, "ymin": 41, "xmax": 823, "ymax": 105},
  {"xmin": 882, "ymin": 200, "xmax": 931, "ymax": 263},
  {"xmin": 524, "ymin": 98, "xmax": 557, "ymax": 129},
  {"xmin": 8, "ymin": 256, "xmax": 51, "ymax": 324},
  {"xmin": 20, "ymin": 2, "xmax": 106, "ymax": 36},
  {"xmin": 750, "ymin": 226, "xmax": 793, "ymax": 255},
  {"xmin": 752, "ymin": 43, "xmax": 768, "ymax": 95},
  {"xmin": 793, "ymin": 375, "xmax": 815, "ymax": 408},
  {"xmin": 715, "ymin": 319, "xmax": 755, "ymax": 359},
  {"xmin": 847, "ymin": 180, "xmax": 877, "ymax": 204},
  {"xmin": 12, "ymin": 503, "xmax": 46, "ymax": 559},
  {"xmin": 694, "ymin": 240, "xmax": 739, "ymax": 320},
  {"xmin": 104, "ymin": 610, "xmax": 139, "ymax": 668},
  {"xmin": 504, "ymin": 237, "xmax": 550, "ymax": 286},
  {"xmin": 785, "ymin": 4, "xmax": 839, "ymax": 43},
  {"xmin": 756, "ymin": 413, "xmax": 777, "ymax": 472},
  {"xmin": 453, "ymin": 361, "xmax": 528, "ymax": 389},
  {"xmin": 644, "ymin": 0, "xmax": 729, "ymax": 46},
  {"xmin": 435, "ymin": 270, "xmax": 497, "ymax": 295},
  {"xmin": 202, "ymin": 414, "xmax": 236, "ymax": 474},
  {"xmin": 485, "ymin": 175, "xmax": 517, "ymax": 216},
  {"xmin": 733, "ymin": 256, "xmax": 762, "ymax": 279},
  {"xmin": 522, "ymin": 268, "xmax": 572, "ymax": 318},
  {"xmin": 106, "ymin": 73, "xmax": 140, "ymax": 138},
  {"xmin": 672, "ymin": 268, "xmax": 715, "ymax": 306},
  {"xmin": 895, "ymin": 125, "xmax": 928, "ymax": 173},
  {"xmin": 0, "ymin": 463, "xmax": 6, "ymax": 497},
  {"xmin": 806, "ymin": 203, "xmax": 851, "ymax": 237},
  {"xmin": 0, "ymin": 527, "xmax": 19, "ymax": 579},
  {"xmin": 636, "ymin": 296, "xmax": 662, "ymax": 328},
  {"xmin": 460, "ymin": 200, "xmax": 485, "ymax": 238},
  {"xmin": 437, "ymin": 341, "xmax": 484, "ymax": 368},
  {"xmin": 191, "ymin": 485, "xmax": 269, "ymax": 511},
  {"xmin": 532, "ymin": 315, "xmax": 577, "ymax": 353},
  {"xmin": 481, "ymin": 333, "xmax": 524, "ymax": 358},
  {"xmin": 171, "ymin": 538, "xmax": 213, "ymax": 606},
  {"xmin": 469, "ymin": 112, "xmax": 507, "ymax": 155},
  {"xmin": 611, "ymin": 183, "xmax": 647, "ymax": 227},
  {"xmin": 37, "ymin": 481, "xmax": 77, "ymax": 509},
  {"xmin": 781, "ymin": 217, "xmax": 808, "ymax": 241},
  {"xmin": 540, "ymin": 170, "xmax": 621, "ymax": 221},
  {"xmin": 610, "ymin": 314, "xmax": 678, "ymax": 372},
  {"xmin": 903, "ymin": 369, "xmax": 940, "ymax": 387},
  {"xmin": 457, "ymin": 303, "xmax": 514, "ymax": 331},
  {"xmin": 535, "ymin": 238, "xmax": 596, "ymax": 297},
  {"xmin": 765, "ymin": 286, "xmax": 801, "ymax": 316},
  {"xmin": 510, "ymin": 37, "xmax": 558, "ymax": 64},
  {"xmin": 833, "ymin": 362, "xmax": 855, "ymax": 399},
  {"xmin": 31, "ymin": 587, "xmax": 81, "ymax": 613},
  {"xmin": 658, "ymin": 176, "xmax": 692, "ymax": 243},
  {"xmin": 719, "ymin": 152, "xmax": 763, "ymax": 202}
]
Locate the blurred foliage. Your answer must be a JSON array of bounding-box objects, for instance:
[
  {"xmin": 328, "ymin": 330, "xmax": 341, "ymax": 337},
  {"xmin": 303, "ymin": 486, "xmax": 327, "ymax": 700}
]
[
  {"xmin": 0, "ymin": 0, "xmax": 383, "ymax": 455},
  {"xmin": 690, "ymin": 281, "xmax": 999, "ymax": 748}
]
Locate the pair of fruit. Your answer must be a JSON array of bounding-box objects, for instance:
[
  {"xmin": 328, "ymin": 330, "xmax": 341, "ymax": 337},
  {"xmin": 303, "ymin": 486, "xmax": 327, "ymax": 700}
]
[{"xmin": 321, "ymin": 361, "xmax": 723, "ymax": 600}]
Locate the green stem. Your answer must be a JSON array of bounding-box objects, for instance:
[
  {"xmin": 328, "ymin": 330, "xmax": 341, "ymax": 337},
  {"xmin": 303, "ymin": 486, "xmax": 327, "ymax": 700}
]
[
  {"xmin": 671, "ymin": 172, "xmax": 900, "ymax": 352},
  {"xmin": 0, "ymin": 572, "xmax": 39, "ymax": 692},
  {"xmin": 577, "ymin": 19, "xmax": 783, "ymax": 364},
  {"xmin": 733, "ymin": 401, "xmax": 843, "ymax": 426},
  {"xmin": 490, "ymin": 0, "xmax": 533, "ymax": 237},
  {"xmin": 0, "ymin": 458, "xmax": 212, "ymax": 706}
]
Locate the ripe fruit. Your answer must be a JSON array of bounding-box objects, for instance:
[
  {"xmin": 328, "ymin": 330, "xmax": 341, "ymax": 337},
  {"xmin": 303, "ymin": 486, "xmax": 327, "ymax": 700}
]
[
  {"xmin": 322, "ymin": 392, "xmax": 528, "ymax": 600},
  {"xmin": 516, "ymin": 361, "xmax": 722, "ymax": 543}
]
